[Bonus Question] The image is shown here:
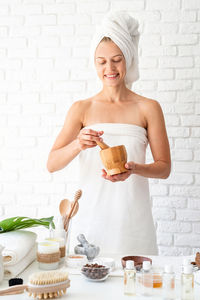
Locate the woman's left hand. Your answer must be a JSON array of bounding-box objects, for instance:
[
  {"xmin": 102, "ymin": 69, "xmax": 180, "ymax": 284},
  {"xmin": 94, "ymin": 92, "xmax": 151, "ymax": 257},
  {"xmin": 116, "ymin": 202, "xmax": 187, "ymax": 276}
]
[{"xmin": 101, "ymin": 161, "xmax": 136, "ymax": 182}]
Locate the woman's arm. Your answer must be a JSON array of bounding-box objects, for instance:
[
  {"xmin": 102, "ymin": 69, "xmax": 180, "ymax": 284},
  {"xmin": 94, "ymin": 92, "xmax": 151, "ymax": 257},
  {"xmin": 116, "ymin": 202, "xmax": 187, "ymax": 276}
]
[
  {"xmin": 47, "ymin": 101, "xmax": 103, "ymax": 173},
  {"xmin": 131, "ymin": 100, "xmax": 171, "ymax": 179},
  {"xmin": 102, "ymin": 100, "xmax": 171, "ymax": 181}
]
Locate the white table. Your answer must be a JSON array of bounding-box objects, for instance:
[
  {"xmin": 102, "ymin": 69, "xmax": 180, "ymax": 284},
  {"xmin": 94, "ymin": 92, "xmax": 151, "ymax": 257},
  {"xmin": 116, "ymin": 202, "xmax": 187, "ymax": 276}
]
[{"xmin": 0, "ymin": 255, "xmax": 200, "ymax": 299}]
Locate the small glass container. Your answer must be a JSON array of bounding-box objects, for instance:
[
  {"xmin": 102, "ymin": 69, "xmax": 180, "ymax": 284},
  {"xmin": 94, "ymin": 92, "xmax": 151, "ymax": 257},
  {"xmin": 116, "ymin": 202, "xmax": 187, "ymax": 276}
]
[
  {"xmin": 162, "ymin": 265, "xmax": 175, "ymax": 299},
  {"xmin": 181, "ymin": 265, "xmax": 194, "ymax": 300},
  {"xmin": 141, "ymin": 261, "xmax": 153, "ymax": 296},
  {"xmin": 37, "ymin": 241, "xmax": 60, "ymax": 270},
  {"xmin": 124, "ymin": 260, "xmax": 136, "ymax": 295}
]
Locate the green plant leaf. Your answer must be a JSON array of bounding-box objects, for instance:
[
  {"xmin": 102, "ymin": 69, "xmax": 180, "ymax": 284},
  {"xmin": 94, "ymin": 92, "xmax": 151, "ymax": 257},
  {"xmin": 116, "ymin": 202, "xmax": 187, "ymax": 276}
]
[{"xmin": 0, "ymin": 216, "xmax": 55, "ymax": 233}]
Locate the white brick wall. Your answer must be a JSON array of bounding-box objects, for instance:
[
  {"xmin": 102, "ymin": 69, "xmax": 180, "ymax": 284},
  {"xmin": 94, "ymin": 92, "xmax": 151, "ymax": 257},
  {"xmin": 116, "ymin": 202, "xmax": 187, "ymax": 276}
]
[{"xmin": 0, "ymin": 0, "xmax": 200, "ymax": 256}]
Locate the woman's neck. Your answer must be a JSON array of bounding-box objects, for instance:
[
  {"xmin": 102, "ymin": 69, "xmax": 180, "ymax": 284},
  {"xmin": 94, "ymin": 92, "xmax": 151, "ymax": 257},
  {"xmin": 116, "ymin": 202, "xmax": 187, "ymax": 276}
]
[{"xmin": 100, "ymin": 83, "xmax": 130, "ymax": 103}]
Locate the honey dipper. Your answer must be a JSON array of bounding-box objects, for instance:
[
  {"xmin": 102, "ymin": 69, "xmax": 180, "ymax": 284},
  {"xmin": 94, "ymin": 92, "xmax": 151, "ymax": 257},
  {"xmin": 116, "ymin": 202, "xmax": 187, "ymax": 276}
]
[{"xmin": 0, "ymin": 270, "xmax": 70, "ymax": 298}]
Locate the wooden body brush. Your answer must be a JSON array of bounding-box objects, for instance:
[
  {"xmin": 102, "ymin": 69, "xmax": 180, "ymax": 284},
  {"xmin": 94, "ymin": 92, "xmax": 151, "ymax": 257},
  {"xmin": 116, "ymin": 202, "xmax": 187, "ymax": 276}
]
[
  {"xmin": 96, "ymin": 140, "xmax": 128, "ymax": 176},
  {"xmin": 0, "ymin": 270, "xmax": 70, "ymax": 298}
]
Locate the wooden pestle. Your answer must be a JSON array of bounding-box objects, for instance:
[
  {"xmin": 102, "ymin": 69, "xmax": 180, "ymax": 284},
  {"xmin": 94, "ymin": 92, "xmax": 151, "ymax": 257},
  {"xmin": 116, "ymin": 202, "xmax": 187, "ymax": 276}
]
[{"xmin": 96, "ymin": 140, "xmax": 109, "ymax": 150}]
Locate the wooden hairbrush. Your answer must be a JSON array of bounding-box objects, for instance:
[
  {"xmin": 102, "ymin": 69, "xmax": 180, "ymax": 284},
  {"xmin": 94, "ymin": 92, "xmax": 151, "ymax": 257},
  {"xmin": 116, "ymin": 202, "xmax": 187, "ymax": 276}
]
[{"xmin": 0, "ymin": 270, "xmax": 70, "ymax": 298}]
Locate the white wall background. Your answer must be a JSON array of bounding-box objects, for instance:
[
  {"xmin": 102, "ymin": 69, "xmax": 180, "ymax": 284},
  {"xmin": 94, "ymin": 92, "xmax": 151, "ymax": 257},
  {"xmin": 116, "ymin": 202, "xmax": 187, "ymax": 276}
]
[{"xmin": 0, "ymin": 0, "xmax": 200, "ymax": 256}]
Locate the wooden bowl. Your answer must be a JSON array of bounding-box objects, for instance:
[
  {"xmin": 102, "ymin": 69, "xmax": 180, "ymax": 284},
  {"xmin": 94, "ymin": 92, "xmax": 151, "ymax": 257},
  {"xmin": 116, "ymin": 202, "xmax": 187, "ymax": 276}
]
[
  {"xmin": 100, "ymin": 145, "xmax": 127, "ymax": 176},
  {"xmin": 121, "ymin": 256, "xmax": 152, "ymax": 271}
]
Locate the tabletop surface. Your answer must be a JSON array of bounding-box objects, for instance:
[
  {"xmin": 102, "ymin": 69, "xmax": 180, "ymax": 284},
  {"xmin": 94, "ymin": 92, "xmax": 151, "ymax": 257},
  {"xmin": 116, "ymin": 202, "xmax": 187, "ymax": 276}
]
[{"xmin": 0, "ymin": 255, "xmax": 200, "ymax": 300}]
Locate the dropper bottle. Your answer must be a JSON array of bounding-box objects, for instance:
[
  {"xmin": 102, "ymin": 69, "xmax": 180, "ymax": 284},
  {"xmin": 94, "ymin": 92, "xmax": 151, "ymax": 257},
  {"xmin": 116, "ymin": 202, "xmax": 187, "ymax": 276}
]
[
  {"xmin": 124, "ymin": 260, "xmax": 136, "ymax": 295},
  {"xmin": 181, "ymin": 264, "xmax": 194, "ymax": 300}
]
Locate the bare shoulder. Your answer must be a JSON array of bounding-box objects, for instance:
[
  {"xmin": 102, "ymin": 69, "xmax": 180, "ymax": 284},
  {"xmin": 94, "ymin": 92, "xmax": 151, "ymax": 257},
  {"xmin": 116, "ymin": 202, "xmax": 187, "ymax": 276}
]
[
  {"xmin": 69, "ymin": 98, "xmax": 91, "ymax": 112},
  {"xmin": 71, "ymin": 97, "xmax": 94, "ymax": 112},
  {"xmin": 135, "ymin": 93, "xmax": 162, "ymax": 115},
  {"xmin": 132, "ymin": 93, "xmax": 164, "ymax": 128},
  {"xmin": 134, "ymin": 94, "xmax": 161, "ymax": 111},
  {"xmin": 66, "ymin": 97, "xmax": 94, "ymax": 124}
]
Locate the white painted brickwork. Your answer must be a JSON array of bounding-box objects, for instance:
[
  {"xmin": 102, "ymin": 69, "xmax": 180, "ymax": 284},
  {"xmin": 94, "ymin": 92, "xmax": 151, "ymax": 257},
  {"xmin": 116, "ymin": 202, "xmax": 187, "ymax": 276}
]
[{"xmin": 0, "ymin": 0, "xmax": 200, "ymax": 255}]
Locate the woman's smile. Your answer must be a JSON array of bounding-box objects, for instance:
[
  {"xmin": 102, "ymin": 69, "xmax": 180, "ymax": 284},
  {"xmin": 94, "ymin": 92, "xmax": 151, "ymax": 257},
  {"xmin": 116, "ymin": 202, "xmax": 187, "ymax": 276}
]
[{"xmin": 104, "ymin": 73, "xmax": 119, "ymax": 79}]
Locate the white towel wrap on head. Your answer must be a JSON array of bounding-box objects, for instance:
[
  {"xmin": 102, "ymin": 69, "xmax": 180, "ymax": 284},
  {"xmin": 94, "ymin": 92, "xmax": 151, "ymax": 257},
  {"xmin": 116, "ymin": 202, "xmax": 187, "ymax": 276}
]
[{"xmin": 90, "ymin": 12, "xmax": 140, "ymax": 88}]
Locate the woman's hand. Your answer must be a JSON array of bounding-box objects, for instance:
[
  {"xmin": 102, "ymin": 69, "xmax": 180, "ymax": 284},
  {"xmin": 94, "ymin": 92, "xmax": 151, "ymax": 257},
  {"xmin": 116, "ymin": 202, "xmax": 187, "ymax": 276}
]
[
  {"xmin": 101, "ymin": 161, "xmax": 136, "ymax": 182},
  {"xmin": 77, "ymin": 128, "xmax": 104, "ymax": 151}
]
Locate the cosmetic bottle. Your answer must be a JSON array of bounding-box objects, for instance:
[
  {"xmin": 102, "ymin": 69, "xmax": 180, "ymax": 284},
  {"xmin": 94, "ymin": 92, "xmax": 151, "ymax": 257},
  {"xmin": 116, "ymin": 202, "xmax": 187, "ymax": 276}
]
[
  {"xmin": 124, "ymin": 260, "xmax": 136, "ymax": 295},
  {"xmin": 162, "ymin": 265, "xmax": 175, "ymax": 300},
  {"xmin": 181, "ymin": 265, "xmax": 194, "ymax": 300},
  {"xmin": 141, "ymin": 260, "xmax": 153, "ymax": 296}
]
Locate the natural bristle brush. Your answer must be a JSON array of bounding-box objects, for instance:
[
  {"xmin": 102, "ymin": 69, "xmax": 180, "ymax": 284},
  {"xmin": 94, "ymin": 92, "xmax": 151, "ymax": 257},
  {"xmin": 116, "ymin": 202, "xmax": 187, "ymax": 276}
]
[{"xmin": 0, "ymin": 270, "xmax": 70, "ymax": 298}]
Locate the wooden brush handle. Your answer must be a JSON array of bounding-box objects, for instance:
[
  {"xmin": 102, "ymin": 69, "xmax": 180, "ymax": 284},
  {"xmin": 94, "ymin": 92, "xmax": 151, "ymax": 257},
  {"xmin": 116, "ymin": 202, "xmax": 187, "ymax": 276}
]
[
  {"xmin": 0, "ymin": 285, "xmax": 28, "ymax": 296},
  {"xmin": 96, "ymin": 140, "xmax": 109, "ymax": 150}
]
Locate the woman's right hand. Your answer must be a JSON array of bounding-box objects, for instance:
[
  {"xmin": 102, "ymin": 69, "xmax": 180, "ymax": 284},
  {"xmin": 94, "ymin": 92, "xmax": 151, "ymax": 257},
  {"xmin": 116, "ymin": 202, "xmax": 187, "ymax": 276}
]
[{"xmin": 76, "ymin": 128, "xmax": 104, "ymax": 151}]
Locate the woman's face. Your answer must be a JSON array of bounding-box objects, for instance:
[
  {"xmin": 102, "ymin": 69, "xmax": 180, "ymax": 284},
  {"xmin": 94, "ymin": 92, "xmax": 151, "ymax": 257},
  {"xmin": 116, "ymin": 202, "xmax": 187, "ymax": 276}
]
[{"xmin": 94, "ymin": 41, "xmax": 126, "ymax": 87}]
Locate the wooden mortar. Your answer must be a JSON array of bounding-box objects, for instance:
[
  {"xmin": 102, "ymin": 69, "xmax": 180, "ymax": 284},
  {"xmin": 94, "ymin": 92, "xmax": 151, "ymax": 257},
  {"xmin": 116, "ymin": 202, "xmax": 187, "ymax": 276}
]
[{"xmin": 96, "ymin": 141, "xmax": 128, "ymax": 176}]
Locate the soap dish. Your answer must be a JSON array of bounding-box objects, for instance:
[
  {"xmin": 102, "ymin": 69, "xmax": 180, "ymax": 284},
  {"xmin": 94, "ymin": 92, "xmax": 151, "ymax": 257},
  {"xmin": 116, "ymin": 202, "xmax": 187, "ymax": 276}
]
[{"xmin": 66, "ymin": 254, "xmax": 87, "ymax": 268}]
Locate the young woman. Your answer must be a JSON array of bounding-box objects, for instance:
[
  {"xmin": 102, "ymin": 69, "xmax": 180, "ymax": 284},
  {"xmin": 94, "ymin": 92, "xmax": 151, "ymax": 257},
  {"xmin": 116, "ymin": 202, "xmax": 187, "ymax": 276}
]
[{"xmin": 47, "ymin": 13, "xmax": 171, "ymax": 255}]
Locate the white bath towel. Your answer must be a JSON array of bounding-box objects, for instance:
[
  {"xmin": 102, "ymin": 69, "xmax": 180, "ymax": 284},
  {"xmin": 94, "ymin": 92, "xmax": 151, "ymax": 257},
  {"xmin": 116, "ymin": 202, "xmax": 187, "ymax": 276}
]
[
  {"xmin": 4, "ymin": 245, "xmax": 36, "ymax": 279},
  {"xmin": 0, "ymin": 230, "xmax": 37, "ymax": 266},
  {"xmin": 71, "ymin": 123, "xmax": 158, "ymax": 255},
  {"xmin": 90, "ymin": 12, "xmax": 140, "ymax": 88}
]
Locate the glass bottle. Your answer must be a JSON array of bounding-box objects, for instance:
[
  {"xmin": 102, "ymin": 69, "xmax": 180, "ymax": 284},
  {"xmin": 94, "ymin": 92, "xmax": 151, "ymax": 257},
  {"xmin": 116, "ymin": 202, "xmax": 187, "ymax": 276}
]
[
  {"xmin": 141, "ymin": 260, "xmax": 153, "ymax": 296},
  {"xmin": 181, "ymin": 265, "xmax": 194, "ymax": 300},
  {"xmin": 124, "ymin": 260, "xmax": 136, "ymax": 295},
  {"xmin": 162, "ymin": 265, "xmax": 175, "ymax": 300}
]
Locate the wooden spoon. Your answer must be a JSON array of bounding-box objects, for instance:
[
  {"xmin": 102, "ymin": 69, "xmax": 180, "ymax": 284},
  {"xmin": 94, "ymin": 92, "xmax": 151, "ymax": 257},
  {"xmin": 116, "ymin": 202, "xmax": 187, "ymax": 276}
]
[{"xmin": 59, "ymin": 198, "xmax": 79, "ymax": 218}]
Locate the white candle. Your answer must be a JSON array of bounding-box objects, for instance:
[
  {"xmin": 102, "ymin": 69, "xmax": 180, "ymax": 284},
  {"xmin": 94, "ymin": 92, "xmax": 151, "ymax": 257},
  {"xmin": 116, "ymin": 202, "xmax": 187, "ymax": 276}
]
[
  {"xmin": 37, "ymin": 241, "xmax": 60, "ymax": 270},
  {"xmin": 45, "ymin": 237, "xmax": 66, "ymax": 263},
  {"xmin": 45, "ymin": 237, "xmax": 65, "ymax": 248},
  {"xmin": 38, "ymin": 241, "xmax": 60, "ymax": 254}
]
